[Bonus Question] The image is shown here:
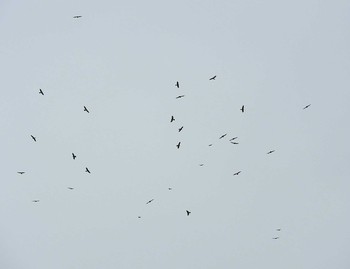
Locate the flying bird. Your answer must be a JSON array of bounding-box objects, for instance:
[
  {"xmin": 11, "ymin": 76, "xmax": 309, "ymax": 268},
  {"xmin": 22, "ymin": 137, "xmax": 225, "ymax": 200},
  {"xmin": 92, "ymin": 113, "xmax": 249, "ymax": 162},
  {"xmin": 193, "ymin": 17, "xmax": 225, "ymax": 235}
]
[
  {"xmin": 186, "ymin": 210, "xmax": 191, "ymax": 216},
  {"xmin": 17, "ymin": 172, "xmax": 25, "ymax": 174},
  {"xmin": 168, "ymin": 188, "xmax": 172, "ymax": 190},
  {"xmin": 208, "ymin": 144, "xmax": 213, "ymax": 147},
  {"xmin": 138, "ymin": 216, "xmax": 141, "ymax": 218},
  {"xmin": 272, "ymin": 237, "xmax": 279, "ymax": 240},
  {"xmin": 233, "ymin": 171, "xmax": 241, "ymax": 176},
  {"xmin": 209, "ymin": 75, "xmax": 216, "ymax": 80},
  {"xmin": 31, "ymin": 135, "xmax": 36, "ymax": 142},
  {"xmin": 67, "ymin": 187, "xmax": 74, "ymax": 190},
  {"xmin": 267, "ymin": 150, "xmax": 275, "ymax": 154},
  {"xmin": 231, "ymin": 142, "xmax": 239, "ymax": 145},
  {"xmin": 199, "ymin": 164, "xmax": 204, "ymax": 166},
  {"xmin": 146, "ymin": 199, "xmax": 154, "ymax": 204},
  {"xmin": 73, "ymin": 16, "xmax": 82, "ymax": 18},
  {"xmin": 229, "ymin": 137, "xmax": 238, "ymax": 141},
  {"xmin": 72, "ymin": 153, "xmax": 76, "ymax": 160},
  {"xmin": 39, "ymin": 89, "xmax": 44, "ymax": 95},
  {"xmin": 240, "ymin": 105, "xmax": 245, "ymax": 113},
  {"xmin": 219, "ymin": 133, "xmax": 227, "ymax": 139},
  {"xmin": 176, "ymin": 142, "xmax": 181, "ymax": 149},
  {"xmin": 170, "ymin": 116, "xmax": 175, "ymax": 122},
  {"xmin": 83, "ymin": 106, "xmax": 89, "ymax": 113},
  {"xmin": 178, "ymin": 126, "xmax": 183, "ymax": 132},
  {"xmin": 85, "ymin": 167, "xmax": 91, "ymax": 173},
  {"xmin": 175, "ymin": 81, "xmax": 179, "ymax": 88},
  {"xmin": 176, "ymin": 95, "xmax": 185, "ymax": 99},
  {"xmin": 32, "ymin": 200, "xmax": 40, "ymax": 203},
  {"xmin": 303, "ymin": 104, "xmax": 311, "ymax": 109},
  {"xmin": 276, "ymin": 228, "xmax": 281, "ymax": 231}
]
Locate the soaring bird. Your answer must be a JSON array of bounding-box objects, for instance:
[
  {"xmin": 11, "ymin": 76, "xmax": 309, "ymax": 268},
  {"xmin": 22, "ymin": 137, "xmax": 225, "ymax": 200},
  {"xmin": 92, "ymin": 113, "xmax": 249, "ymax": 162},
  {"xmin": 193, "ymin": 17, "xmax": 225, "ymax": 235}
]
[
  {"xmin": 208, "ymin": 144, "xmax": 213, "ymax": 147},
  {"xmin": 229, "ymin": 137, "xmax": 238, "ymax": 141},
  {"xmin": 276, "ymin": 228, "xmax": 281, "ymax": 231},
  {"xmin": 31, "ymin": 135, "xmax": 36, "ymax": 142},
  {"xmin": 138, "ymin": 216, "xmax": 141, "ymax": 218},
  {"xmin": 84, "ymin": 106, "xmax": 89, "ymax": 113},
  {"xmin": 170, "ymin": 116, "xmax": 175, "ymax": 122},
  {"xmin": 73, "ymin": 16, "xmax": 82, "ymax": 18},
  {"xmin": 272, "ymin": 237, "xmax": 279, "ymax": 240},
  {"xmin": 303, "ymin": 104, "xmax": 311, "ymax": 109},
  {"xmin": 231, "ymin": 142, "xmax": 239, "ymax": 145},
  {"xmin": 209, "ymin": 75, "xmax": 216, "ymax": 80},
  {"xmin": 17, "ymin": 172, "xmax": 25, "ymax": 174},
  {"xmin": 267, "ymin": 150, "xmax": 275, "ymax": 154},
  {"xmin": 175, "ymin": 81, "xmax": 179, "ymax": 88},
  {"xmin": 176, "ymin": 95, "xmax": 185, "ymax": 99},
  {"xmin": 219, "ymin": 133, "xmax": 227, "ymax": 139},
  {"xmin": 85, "ymin": 167, "xmax": 91, "ymax": 173},
  {"xmin": 240, "ymin": 105, "xmax": 245, "ymax": 113},
  {"xmin": 67, "ymin": 187, "xmax": 74, "ymax": 190},
  {"xmin": 176, "ymin": 142, "xmax": 181, "ymax": 149},
  {"xmin": 186, "ymin": 210, "xmax": 191, "ymax": 216},
  {"xmin": 39, "ymin": 89, "xmax": 44, "ymax": 95},
  {"xmin": 178, "ymin": 126, "xmax": 183, "ymax": 132},
  {"xmin": 32, "ymin": 200, "xmax": 40, "ymax": 203},
  {"xmin": 168, "ymin": 187, "xmax": 172, "ymax": 190},
  {"xmin": 72, "ymin": 153, "xmax": 76, "ymax": 160},
  {"xmin": 233, "ymin": 171, "xmax": 241, "ymax": 176},
  {"xmin": 146, "ymin": 199, "xmax": 154, "ymax": 204},
  {"xmin": 199, "ymin": 164, "xmax": 204, "ymax": 166}
]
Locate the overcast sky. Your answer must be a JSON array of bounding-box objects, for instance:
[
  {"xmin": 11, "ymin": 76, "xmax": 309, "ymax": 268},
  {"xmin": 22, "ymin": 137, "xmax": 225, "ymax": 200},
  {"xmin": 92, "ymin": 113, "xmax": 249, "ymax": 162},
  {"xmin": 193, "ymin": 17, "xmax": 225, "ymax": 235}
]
[{"xmin": 1, "ymin": 0, "xmax": 350, "ymax": 268}]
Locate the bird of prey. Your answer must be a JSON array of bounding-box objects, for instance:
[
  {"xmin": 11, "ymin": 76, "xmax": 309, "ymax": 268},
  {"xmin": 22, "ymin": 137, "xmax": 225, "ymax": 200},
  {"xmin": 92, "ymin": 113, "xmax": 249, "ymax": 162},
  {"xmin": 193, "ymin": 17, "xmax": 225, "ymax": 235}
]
[
  {"xmin": 209, "ymin": 75, "xmax": 216, "ymax": 80},
  {"xmin": 85, "ymin": 167, "xmax": 91, "ymax": 173},
  {"xmin": 146, "ymin": 199, "xmax": 154, "ymax": 204},
  {"xmin": 17, "ymin": 172, "xmax": 25, "ymax": 174},
  {"xmin": 84, "ymin": 106, "xmax": 89, "ymax": 113},
  {"xmin": 72, "ymin": 153, "xmax": 76, "ymax": 160},
  {"xmin": 176, "ymin": 95, "xmax": 185, "ymax": 99},
  {"xmin": 233, "ymin": 171, "xmax": 241, "ymax": 176},
  {"xmin": 178, "ymin": 126, "xmax": 183, "ymax": 132},
  {"xmin": 32, "ymin": 200, "xmax": 40, "ymax": 202},
  {"xmin": 176, "ymin": 142, "xmax": 181, "ymax": 149},
  {"xmin": 73, "ymin": 16, "xmax": 82, "ymax": 18},
  {"xmin": 170, "ymin": 116, "xmax": 175, "ymax": 122},
  {"xmin": 186, "ymin": 210, "xmax": 191, "ymax": 216},
  {"xmin": 67, "ymin": 187, "xmax": 74, "ymax": 190},
  {"xmin": 229, "ymin": 137, "xmax": 238, "ymax": 141},
  {"xmin": 219, "ymin": 133, "xmax": 227, "ymax": 139},
  {"xmin": 31, "ymin": 135, "xmax": 36, "ymax": 142},
  {"xmin": 272, "ymin": 237, "xmax": 279, "ymax": 240},
  {"xmin": 39, "ymin": 89, "xmax": 44, "ymax": 95},
  {"xmin": 267, "ymin": 150, "xmax": 275, "ymax": 154},
  {"xmin": 240, "ymin": 105, "xmax": 245, "ymax": 113},
  {"xmin": 303, "ymin": 104, "xmax": 311, "ymax": 109},
  {"xmin": 231, "ymin": 142, "xmax": 239, "ymax": 145},
  {"xmin": 175, "ymin": 81, "xmax": 179, "ymax": 88}
]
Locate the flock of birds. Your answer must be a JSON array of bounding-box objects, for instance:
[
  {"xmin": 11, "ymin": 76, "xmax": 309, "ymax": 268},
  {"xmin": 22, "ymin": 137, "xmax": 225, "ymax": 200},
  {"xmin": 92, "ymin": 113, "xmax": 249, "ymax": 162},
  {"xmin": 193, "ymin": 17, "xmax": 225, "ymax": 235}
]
[{"xmin": 16, "ymin": 15, "xmax": 313, "ymax": 240}]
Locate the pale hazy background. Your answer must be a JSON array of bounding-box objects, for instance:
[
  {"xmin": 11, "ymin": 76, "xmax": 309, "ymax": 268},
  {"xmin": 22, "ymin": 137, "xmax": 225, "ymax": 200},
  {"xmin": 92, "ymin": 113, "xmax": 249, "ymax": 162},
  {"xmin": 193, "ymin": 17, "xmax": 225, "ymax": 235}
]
[{"xmin": 1, "ymin": 0, "xmax": 350, "ymax": 268}]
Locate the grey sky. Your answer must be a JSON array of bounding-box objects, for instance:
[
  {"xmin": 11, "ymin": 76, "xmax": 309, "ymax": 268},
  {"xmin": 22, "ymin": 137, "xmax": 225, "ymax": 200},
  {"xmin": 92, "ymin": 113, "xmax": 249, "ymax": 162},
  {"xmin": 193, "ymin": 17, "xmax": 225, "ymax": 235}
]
[{"xmin": 1, "ymin": 0, "xmax": 350, "ymax": 268}]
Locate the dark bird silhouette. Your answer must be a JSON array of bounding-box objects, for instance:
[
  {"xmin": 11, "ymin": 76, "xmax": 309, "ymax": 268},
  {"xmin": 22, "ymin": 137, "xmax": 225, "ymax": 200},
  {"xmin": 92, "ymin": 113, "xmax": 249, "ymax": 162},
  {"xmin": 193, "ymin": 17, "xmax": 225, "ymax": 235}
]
[
  {"xmin": 231, "ymin": 142, "xmax": 239, "ymax": 145},
  {"xmin": 72, "ymin": 153, "xmax": 76, "ymax": 160},
  {"xmin": 32, "ymin": 200, "xmax": 39, "ymax": 203},
  {"xmin": 208, "ymin": 144, "xmax": 213, "ymax": 147},
  {"xmin": 186, "ymin": 210, "xmax": 191, "ymax": 216},
  {"xmin": 303, "ymin": 104, "xmax": 311, "ymax": 109},
  {"xmin": 178, "ymin": 126, "xmax": 183, "ymax": 132},
  {"xmin": 85, "ymin": 167, "xmax": 91, "ymax": 173},
  {"xmin": 267, "ymin": 150, "xmax": 275, "ymax": 154},
  {"xmin": 209, "ymin": 75, "xmax": 216, "ymax": 80},
  {"xmin": 170, "ymin": 116, "xmax": 175, "ymax": 122},
  {"xmin": 168, "ymin": 188, "xmax": 172, "ymax": 190},
  {"xmin": 199, "ymin": 164, "xmax": 204, "ymax": 166},
  {"xmin": 276, "ymin": 228, "xmax": 281, "ymax": 231},
  {"xmin": 31, "ymin": 135, "xmax": 36, "ymax": 142},
  {"xmin": 240, "ymin": 105, "xmax": 245, "ymax": 113},
  {"xmin": 272, "ymin": 237, "xmax": 279, "ymax": 240},
  {"xmin": 83, "ymin": 106, "xmax": 89, "ymax": 113},
  {"xmin": 146, "ymin": 199, "xmax": 154, "ymax": 204},
  {"xmin": 219, "ymin": 133, "xmax": 227, "ymax": 139},
  {"xmin": 17, "ymin": 171, "xmax": 25, "ymax": 174},
  {"xmin": 176, "ymin": 142, "xmax": 181, "ymax": 149},
  {"xmin": 67, "ymin": 187, "xmax": 74, "ymax": 190},
  {"xmin": 73, "ymin": 16, "xmax": 82, "ymax": 18},
  {"xmin": 176, "ymin": 95, "xmax": 185, "ymax": 99},
  {"xmin": 233, "ymin": 171, "xmax": 241, "ymax": 176},
  {"xmin": 175, "ymin": 81, "xmax": 179, "ymax": 88},
  {"xmin": 229, "ymin": 137, "xmax": 238, "ymax": 141},
  {"xmin": 138, "ymin": 216, "xmax": 141, "ymax": 218},
  {"xmin": 39, "ymin": 89, "xmax": 44, "ymax": 95}
]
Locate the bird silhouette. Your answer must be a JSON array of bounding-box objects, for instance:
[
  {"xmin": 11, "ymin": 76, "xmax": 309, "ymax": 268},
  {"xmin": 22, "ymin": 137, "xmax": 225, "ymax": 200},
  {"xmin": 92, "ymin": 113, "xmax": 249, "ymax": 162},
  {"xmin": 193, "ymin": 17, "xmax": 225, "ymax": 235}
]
[
  {"xmin": 219, "ymin": 133, "xmax": 227, "ymax": 139},
  {"xmin": 233, "ymin": 171, "xmax": 241, "ymax": 176},
  {"xmin": 67, "ymin": 187, "xmax": 74, "ymax": 190},
  {"xmin": 186, "ymin": 210, "xmax": 191, "ymax": 216},
  {"xmin": 168, "ymin": 188, "xmax": 172, "ymax": 190},
  {"xmin": 32, "ymin": 200, "xmax": 40, "ymax": 203},
  {"xmin": 229, "ymin": 137, "xmax": 238, "ymax": 141},
  {"xmin": 138, "ymin": 216, "xmax": 141, "ymax": 218},
  {"xmin": 175, "ymin": 81, "xmax": 179, "ymax": 88},
  {"xmin": 276, "ymin": 228, "xmax": 281, "ymax": 231},
  {"xmin": 146, "ymin": 199, "xmax": 154, "ymax": 204},
  {"xmin": 208, "ymin": 144, "xmax": 213, "ymax": 147},
  {"xmin": 31, "ymin": 135, "xmax": 36, "ymax": 142},
  {"xmin": 39, "ymin": 89, "xmax": 44, "ymax": 95},
  {"xmin": 199, "ymin": 164, "xmax": 204, "ymax": 166},
  {"xmin": 303, "ymin": 104, "xmax": 311, "ymax": 109},
  {"xmin": 170, "ymin": 116, "xmax": 175, "ymax": 122},
  {"xmin": 85, "ymin": 167, "xmax": 91, "ymax": 173},
  {"xmin": 72, "ymin": 153, "xmax": 76, "ymax": 160},
  {"xmin": 176, "ymin": 95, "xmax": 185, "ymax": 99},
  {"xmin": 73, "ymin": 15, "xmax": 82, "ymax": 18},
  {"xmin": 272, "ymin": 237, "xmax": 279, "ymax": 240},
  {"xmin": 231, "ymin": 142, "xmax": 239, "ymax": 145},
  {"xmin": 84, "ymin": 106, "xmax": 89, "ymax": 113},
  {"xmin": 240, "ymin": 105, "xmax": 245, "ymax": 113},
  {"xmin": 17, "ymin": 172, "xmax": 25, "ymax": 174},
  {"xmin": 178, "ymin": 126, "xmax": 183, "ymax": 132},
  {"xmin": 176, "ymin": 142, "xmax": 181, "ymax": 149},
  {"xmin": 209, "ymin": 75, "xmax": 216, "ymax": 80},
  {"xmin": 267, "ymin": 150, "xmax": 275, "ymax": 154}
]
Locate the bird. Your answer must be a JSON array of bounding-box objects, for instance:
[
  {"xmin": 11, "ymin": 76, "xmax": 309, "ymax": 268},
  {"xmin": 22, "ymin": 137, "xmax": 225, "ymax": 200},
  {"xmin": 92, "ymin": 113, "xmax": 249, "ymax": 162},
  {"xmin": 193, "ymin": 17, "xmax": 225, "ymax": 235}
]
[
  {"xmin": 72, "ymin": 153, "xmax": 76, "ymax": 160},
  {"xmin": 267, "ymin": 150, "xmax": 275, "ymax": 154},
  {"xmin": 83, "ymin": 106, "xmax": 89, "ymax": 113},
  {"xmin": 32, "ymin": 200, "xmax": 40, "ymax": 203},
  {"xmin": 208, "ymin": 144, "xmax": 213, "ymax": 147},
  {"xmin": 229, "ymin": 137, "xmax": 238, "ymax": 141},
  {"xmin": 170, "ymin": 116, "xmax": 175, "ymax": 122},
  {"xmin": 276, "ymin": 228, "xmax": 281, "ymax": 231},
  {"xmin": 209, "ymin": 75, "xmax": 216, "ymax": 80},
  {"xmin": 272, "ymin": 237, "xmax": 279, "ymax": 240},
  {"xmin": 233, "ymin": 171, "xmax": 241, "ymax": 176},
  {"xmin": 199, "ymin": 164, "xmax": 204, "ymax": 166},
  {"xmin": 231, "ymin": 142, "xmax": 239, "ymax": 145},
  {"xmin": 39, "ymin": 89, "xmax": 44, "ymax": 95},
  {"xmin": 176, "ymin": 142, "xmax": 181, "ymax": 149},
  {"xmin": 138, "ymin": 216, "xmax": 141, "ymax": 218},
  {"xmin": 303, "ymin": 104, "xmax": 311, "ymax": 109},
  {"xmin": 17, "ymin": 172, "xmax": 25, "ymax": 174},
  {"xmin": 85, "ymin": 167, "xmax": 91, "ymax": 173},
  {"xmin": 30, "ymin": 135, "xmax": 36, "ymax": 142},
  {"xmin": 176, "ymin": 95, "xmax": 185, "ymax": 99},
  {"xmin": 186, "ymin": 210, "xmax": 191, "ymax": 216},
  {"xmin": 67, "ymin": 187, "xmax": 74, "ymax": 190},
  {"xmin": 240, "ymin": 105, "xmax": 245, "ymax": 113},
  {"xmin": 219, "ymin": 133, "xmax": 227, "ymax": 139},
  {"xmin": 146, "ymin": 199, "xmax": 154, "ymax": 204},
  {"xmin": 168, "ymin": 188, "xmax": 172, "ymax": 190},
  {"xmin": 175, "ymin": 81, "xmax": 179, "ymax": 88},
  {"xmin": 178, "ymin": 126, "xmax": 183, "ymax": 132},
  {"xmin": 73, "ymin": 15, "xmax": 82, "ymax": 18}
]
